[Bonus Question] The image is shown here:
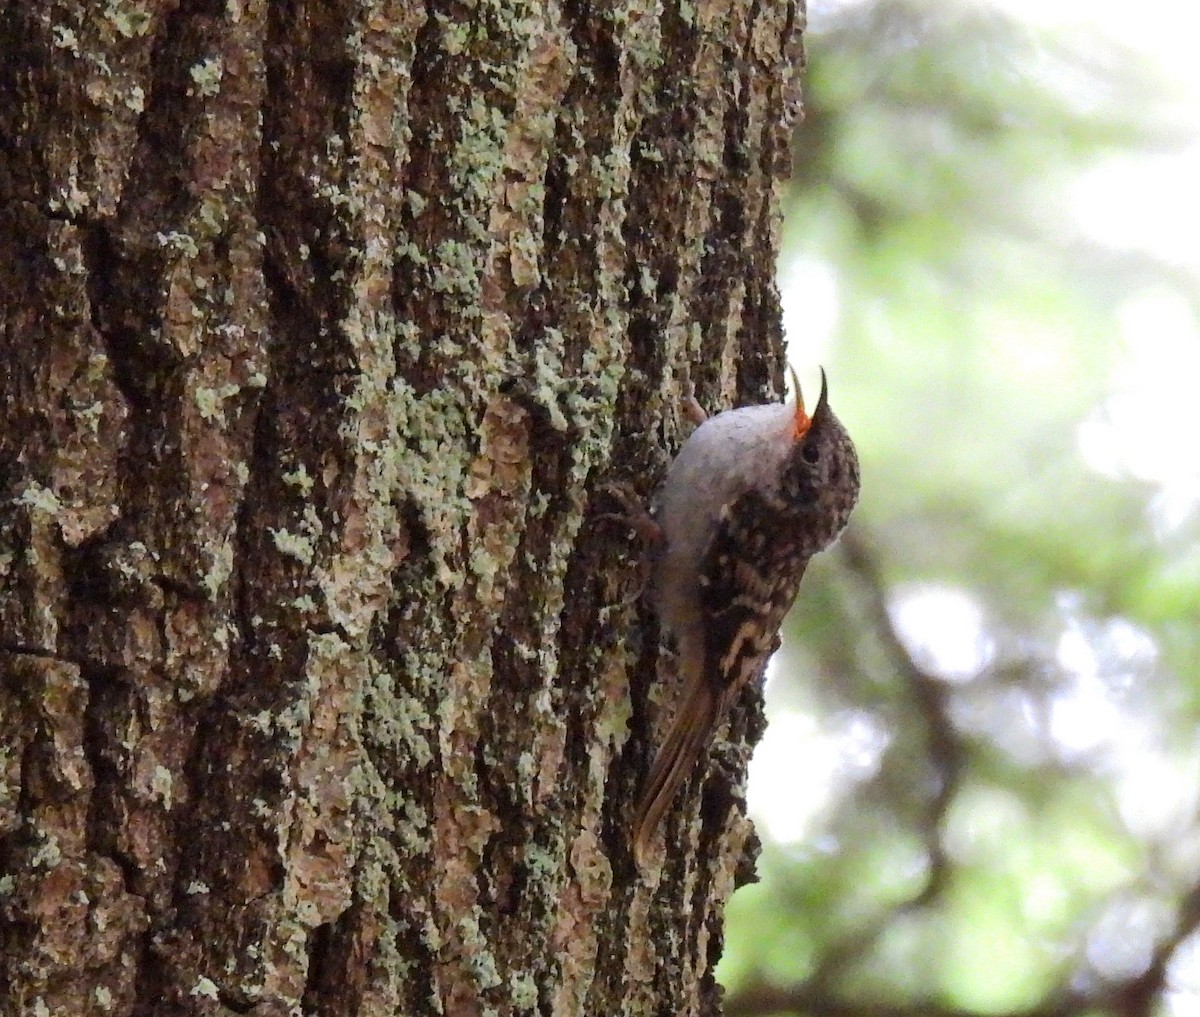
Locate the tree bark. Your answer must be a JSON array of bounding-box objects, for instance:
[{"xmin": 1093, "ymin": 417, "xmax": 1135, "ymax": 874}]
[{"xmin": 0, "ymin": 1, "xmax": 804, "ymax": 1014}]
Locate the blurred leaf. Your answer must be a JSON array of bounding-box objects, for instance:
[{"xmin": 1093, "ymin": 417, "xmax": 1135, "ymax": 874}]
[{"xmin": 723, "ymin": 1, "xmax": 1200, "ymax": 1015}]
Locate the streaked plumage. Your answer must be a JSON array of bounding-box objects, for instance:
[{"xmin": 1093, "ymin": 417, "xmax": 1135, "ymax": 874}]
[{"xmin": 633, "ymin": 371, "xmax": 860, "ymax": 865}]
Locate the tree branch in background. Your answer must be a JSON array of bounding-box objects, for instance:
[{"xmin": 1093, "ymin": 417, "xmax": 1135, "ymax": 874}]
[
  {"xmin": 839, "ymin": 528, "xmax": 965, "ymax": 906},
  {"xmin": 724, "ymin": 979, "xmax": 1093, "ymax": 1017},
  {"xmin": 740, "ymin": 528, "xmax": 968, "ymax": 1003},
  {"xmin": 726, "ymin": 529, "xmax": 1200, "ymax": 1017}
]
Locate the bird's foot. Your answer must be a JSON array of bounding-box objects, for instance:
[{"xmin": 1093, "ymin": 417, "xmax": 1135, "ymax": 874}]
[{"xmin": 595, "ymin": 482, "xmax": 665, "ymax": 547}]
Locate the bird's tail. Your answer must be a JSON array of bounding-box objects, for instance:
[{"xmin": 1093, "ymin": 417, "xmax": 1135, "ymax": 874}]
[{"xmin": 632, "ymin": 676, "xmax": 721, "ymax": 867}]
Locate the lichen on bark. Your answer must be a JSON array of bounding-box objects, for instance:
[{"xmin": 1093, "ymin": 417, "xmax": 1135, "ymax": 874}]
[{"xmin": 0, "ymin": 0, "xmax": 805, "ymax": 1013}]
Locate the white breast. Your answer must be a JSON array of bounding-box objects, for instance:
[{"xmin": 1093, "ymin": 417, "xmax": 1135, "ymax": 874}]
[{"xmin": 651, "ymin": 402, "xmax": 795, "ymax": 642}]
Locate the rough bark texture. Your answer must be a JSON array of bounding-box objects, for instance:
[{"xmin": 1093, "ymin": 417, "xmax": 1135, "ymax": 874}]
[{"xmin": 0, "ymin": 1, "xmax": 803, "ymax": 1014}]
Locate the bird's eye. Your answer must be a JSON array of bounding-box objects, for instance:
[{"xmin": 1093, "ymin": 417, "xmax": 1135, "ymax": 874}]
[{"xmin": 801, "ymin": 445, "xmax": 819, "ymax": 465}]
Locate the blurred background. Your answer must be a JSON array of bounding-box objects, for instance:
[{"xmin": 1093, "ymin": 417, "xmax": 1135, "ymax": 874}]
[{"xmin": 717, "ymin": 0, "xmax": 1200, "ymax": 1014}]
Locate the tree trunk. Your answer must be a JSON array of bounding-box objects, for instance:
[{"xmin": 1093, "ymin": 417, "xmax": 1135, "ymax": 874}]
[{"xmin": 0, "ymin": 1, "xmax": 804, "ymax": 1014}]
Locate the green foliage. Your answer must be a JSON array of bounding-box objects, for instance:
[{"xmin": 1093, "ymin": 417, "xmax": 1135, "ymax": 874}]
[{"xmin": 720, "ymin": 2, "xmax": 1200, "ymax": 1014}]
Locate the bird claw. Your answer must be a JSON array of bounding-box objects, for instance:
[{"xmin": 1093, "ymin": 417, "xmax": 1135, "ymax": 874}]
[
  {"xmin": 681, "ymin": 378, "xmax": 708, "ymax": 427},
  {"xmin": 595, "ymin": 483, "xmax": 665, "ymax": 607},
  {"xmin": 595, "ymin": 482, "xmax": 665, "ymax": 547}
]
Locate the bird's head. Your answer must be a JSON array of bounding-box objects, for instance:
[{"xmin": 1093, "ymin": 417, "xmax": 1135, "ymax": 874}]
[{"xmin": 779, "ymin": 367, "xmax": 861, "ymax": 553}]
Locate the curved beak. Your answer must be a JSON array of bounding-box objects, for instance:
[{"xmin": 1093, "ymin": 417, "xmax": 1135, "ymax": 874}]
[
  {"xmin": 812, "ymin": 366, "xmax": 829, "ymax": 422},
  {"xmin": 791, "ymin": 366, "xmax": 827, "ymax": 440}
]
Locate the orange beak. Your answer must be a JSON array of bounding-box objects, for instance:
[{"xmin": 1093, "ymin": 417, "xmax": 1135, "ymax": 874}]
[
  {"xmin": 791, "ymin": 366, "xmax": 829, "ymax": 440},
  {"xmin": 790, "ymin": 365, "xmax": 812, "ymax": 440}
]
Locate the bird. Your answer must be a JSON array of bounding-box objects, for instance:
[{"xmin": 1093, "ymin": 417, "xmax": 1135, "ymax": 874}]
[{"xmin": 629, "ymin": 368, "xmax": 860, "ymax": 866}]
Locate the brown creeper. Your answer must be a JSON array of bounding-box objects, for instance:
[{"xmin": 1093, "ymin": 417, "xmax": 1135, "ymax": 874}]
[{"xmin": 631, "ymin": 369, "xmax": 860, "ymax": 865}]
